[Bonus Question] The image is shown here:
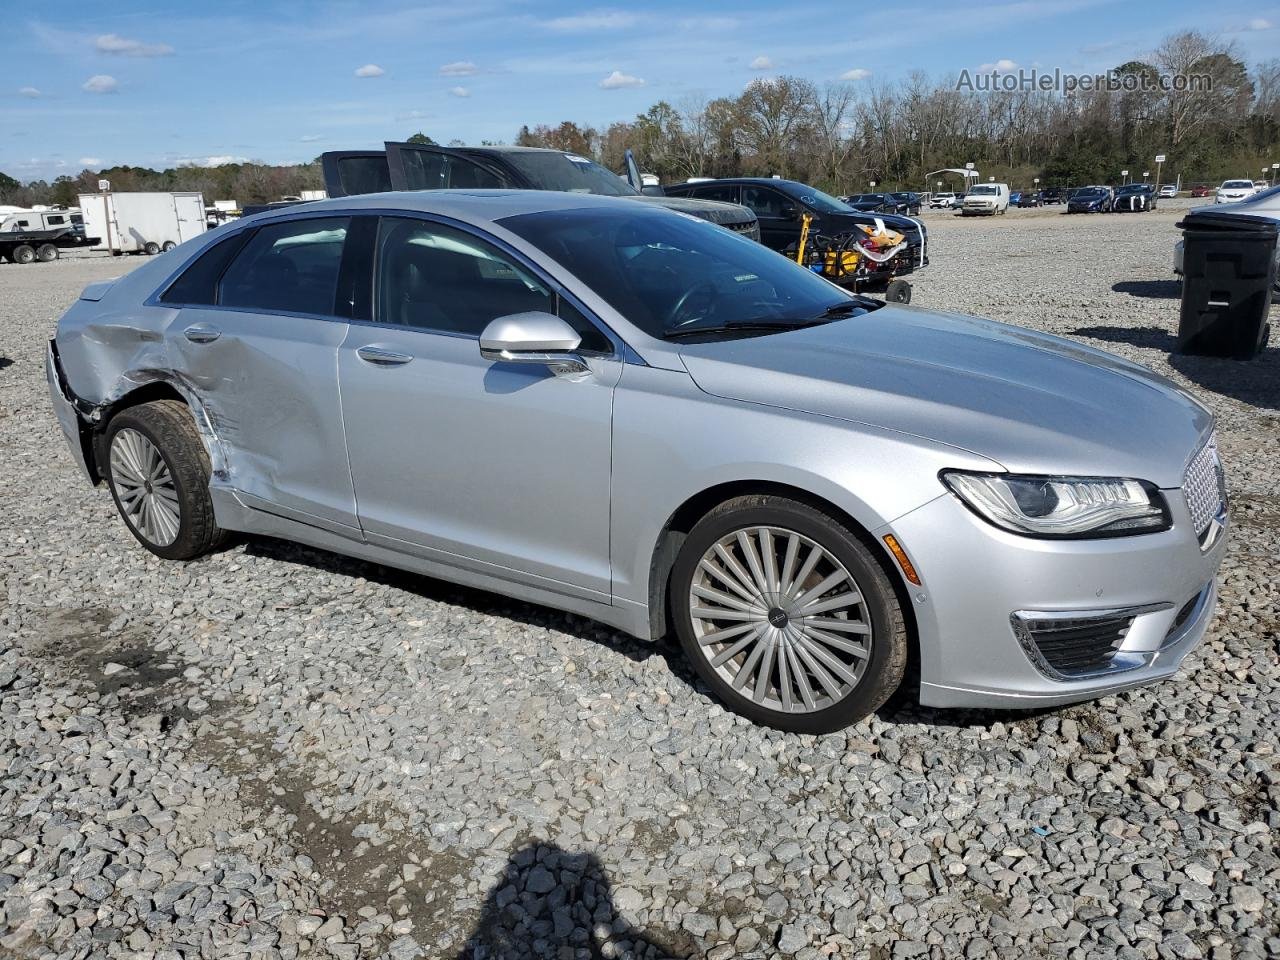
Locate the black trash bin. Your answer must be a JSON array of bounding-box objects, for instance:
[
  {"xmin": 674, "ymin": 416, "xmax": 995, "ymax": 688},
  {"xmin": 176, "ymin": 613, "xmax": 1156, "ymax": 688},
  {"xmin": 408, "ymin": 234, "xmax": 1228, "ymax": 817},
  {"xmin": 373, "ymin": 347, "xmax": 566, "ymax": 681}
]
[{"xmin": 1176, "ymin": 210, "xmax": 1278, "ymax": 359}]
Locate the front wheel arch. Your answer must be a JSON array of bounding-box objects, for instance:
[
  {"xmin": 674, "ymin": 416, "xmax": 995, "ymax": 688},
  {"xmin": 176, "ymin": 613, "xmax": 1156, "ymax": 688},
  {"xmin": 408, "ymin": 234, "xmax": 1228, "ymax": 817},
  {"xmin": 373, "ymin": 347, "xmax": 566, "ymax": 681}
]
[
  {"xmin": 646, "ymin": 480, "xmax": 920, "ymax": 660},
  {"xmin": 89, "ymin": 380, "xmax": 223, "ymax": 484}
]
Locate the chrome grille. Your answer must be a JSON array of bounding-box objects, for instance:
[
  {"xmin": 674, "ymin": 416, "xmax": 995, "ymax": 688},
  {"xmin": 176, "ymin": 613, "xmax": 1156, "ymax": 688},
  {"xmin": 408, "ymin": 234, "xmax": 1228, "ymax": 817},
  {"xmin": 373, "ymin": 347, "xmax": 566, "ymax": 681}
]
[
  {"xmin": 1011, "ymin": 612, "xmax": 1135, "ymax": 679},
  {"xmin": 1183, "ymin": 434, "xmax": 1226, "ymax": 539}
]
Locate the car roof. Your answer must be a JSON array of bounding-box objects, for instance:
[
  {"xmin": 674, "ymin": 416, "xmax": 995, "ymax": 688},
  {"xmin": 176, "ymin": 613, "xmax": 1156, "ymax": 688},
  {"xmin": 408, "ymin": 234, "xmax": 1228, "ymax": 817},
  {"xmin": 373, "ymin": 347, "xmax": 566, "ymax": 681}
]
[{"xmin": 239, "ymin": 189, "xmax": 650, "ymax": 225}]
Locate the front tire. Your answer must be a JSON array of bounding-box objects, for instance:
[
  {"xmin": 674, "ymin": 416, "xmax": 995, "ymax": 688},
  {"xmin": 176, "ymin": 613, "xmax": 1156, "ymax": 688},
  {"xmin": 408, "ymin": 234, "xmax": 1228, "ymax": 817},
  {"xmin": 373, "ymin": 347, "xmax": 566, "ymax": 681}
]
[
  {"xmin": 143, "ymin": 241, "xmax": 161, "ymax": 255},
  {"xmin": 13, "ymin": 244, "xmax": 35, "ymax": 264},
  {"xmin": 671, "ymin": 495, "xmax": 908, "ymax": 733},
  {"xmin": 104, "ymin": 400, "xmax": 226, "ymax": 560}
]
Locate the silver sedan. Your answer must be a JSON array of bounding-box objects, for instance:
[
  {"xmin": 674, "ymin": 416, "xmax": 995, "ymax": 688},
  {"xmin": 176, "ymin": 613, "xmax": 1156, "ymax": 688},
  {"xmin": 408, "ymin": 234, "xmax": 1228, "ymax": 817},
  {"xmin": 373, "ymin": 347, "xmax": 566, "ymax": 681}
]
[{"xmin": 48, "ymin": 191, "xmax": 1227, "ymax": 733}]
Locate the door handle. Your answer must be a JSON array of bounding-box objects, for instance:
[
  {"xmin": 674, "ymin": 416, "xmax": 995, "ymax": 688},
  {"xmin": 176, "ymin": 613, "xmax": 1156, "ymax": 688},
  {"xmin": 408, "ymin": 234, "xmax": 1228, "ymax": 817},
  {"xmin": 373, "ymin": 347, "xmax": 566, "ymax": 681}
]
[
  {"xmin": 183, "ymin": 323, "xmax": 221, "ymax": 344},
  {"xmin": 356, "ymin": 345, "xmax": 413, "ymax": 366}
]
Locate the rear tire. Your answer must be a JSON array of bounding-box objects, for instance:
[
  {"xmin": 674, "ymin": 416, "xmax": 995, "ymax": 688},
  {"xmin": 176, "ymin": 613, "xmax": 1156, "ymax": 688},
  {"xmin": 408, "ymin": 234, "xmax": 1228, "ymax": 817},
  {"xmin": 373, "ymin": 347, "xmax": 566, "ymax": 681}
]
[
  {"xmin": 13, "ymin": 244, "xmax": 35, "ymax": 264},
  {"xmin": 670, "ymin": 495, "xmax": 908, "ymax": 734},
  {"xmin": 161, "ymin": 241, "xmax": 177, "ymax": 252},
  {"xmin": 104, "ymin": 400, "xmax": 226, "ymax": 561},
  {"xmin": 143, "ymin": 241, "xmax": 161, "ymax": 256},
  {"xmin": 36, "ymin": 243, "xmax": 58, "ymax": 262}
]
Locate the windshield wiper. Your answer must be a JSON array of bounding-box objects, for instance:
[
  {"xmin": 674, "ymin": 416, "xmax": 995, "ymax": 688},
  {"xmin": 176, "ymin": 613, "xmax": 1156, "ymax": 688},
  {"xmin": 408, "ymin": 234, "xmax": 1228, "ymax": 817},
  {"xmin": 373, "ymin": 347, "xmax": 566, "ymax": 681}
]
[
  {"xmin": 663, "ymin": 320, "xmax": 828, "ymax": 340},
  {"xmin": 813, "ymin": 298, "xmax": 880, "ymax": 319}
]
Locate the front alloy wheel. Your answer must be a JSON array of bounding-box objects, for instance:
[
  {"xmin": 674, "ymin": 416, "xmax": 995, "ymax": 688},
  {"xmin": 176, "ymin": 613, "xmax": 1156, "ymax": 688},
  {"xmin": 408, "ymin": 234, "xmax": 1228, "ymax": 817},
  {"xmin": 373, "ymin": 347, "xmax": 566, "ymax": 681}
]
[
  {"xmin": 672, "ymin": 496, "xmax": 907, "ymax": 733},
  {"xmin": 110, "ymin": 428, "xmax": 182, "ymax": 547}
]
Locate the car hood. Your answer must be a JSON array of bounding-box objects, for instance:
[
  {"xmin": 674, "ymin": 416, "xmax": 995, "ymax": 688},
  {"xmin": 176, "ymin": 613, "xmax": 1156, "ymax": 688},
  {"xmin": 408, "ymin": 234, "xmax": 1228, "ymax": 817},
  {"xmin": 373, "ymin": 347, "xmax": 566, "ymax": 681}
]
[
  {"xmin": 677, "ymin": 306, "xmax": 1210, "ymax": 487},
  {"xmin": 631, "ymin": 195, "xmax": 755, "ymax": 225}
]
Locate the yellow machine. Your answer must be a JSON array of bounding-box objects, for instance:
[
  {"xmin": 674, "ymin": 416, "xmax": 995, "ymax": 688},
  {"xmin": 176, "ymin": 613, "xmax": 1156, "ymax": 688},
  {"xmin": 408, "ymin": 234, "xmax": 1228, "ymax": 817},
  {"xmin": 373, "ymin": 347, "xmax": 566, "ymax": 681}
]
[{"xmin": 794, "ymin": 213, "xmax": 910, "ymax": 290}]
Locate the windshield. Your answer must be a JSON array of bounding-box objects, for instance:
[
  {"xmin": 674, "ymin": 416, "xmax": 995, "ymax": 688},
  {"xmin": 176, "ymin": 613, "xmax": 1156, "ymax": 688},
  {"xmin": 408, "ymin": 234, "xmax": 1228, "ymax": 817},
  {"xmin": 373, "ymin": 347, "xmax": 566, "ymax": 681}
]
[
  {"xmin": 780, "ymin": 183, "xmax": 853, "ymax": 214},
  {"xmin": 1117, "ymin": 184, "xmax": 1147, "ymax": 194},
  {"xmin": 1075, "ymin": 189, "xmax": 1106, "ymax": 198},
  {"xmin": 502, "ymin": 151, "xmax": 637, "ymax": 197},
  {"xmin": 1222, "ymin": 181, "xmax": 1253, "ymax": 189},
  {"xmin": 500, "ymin": 205, "xmax": 871, "ymax": 340},
  {"xmin": 970, "ymin": 185, "xmax": 999, "ymax": 195}
]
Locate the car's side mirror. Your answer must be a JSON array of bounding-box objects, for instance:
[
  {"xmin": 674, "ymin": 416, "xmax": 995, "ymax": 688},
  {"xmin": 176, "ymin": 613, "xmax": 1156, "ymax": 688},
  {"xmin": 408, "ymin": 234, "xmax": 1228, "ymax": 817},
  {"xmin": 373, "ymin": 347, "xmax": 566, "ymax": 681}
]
[{"xmin": 479, "ymin": 312, "xmax": 588, "ymax": 376}]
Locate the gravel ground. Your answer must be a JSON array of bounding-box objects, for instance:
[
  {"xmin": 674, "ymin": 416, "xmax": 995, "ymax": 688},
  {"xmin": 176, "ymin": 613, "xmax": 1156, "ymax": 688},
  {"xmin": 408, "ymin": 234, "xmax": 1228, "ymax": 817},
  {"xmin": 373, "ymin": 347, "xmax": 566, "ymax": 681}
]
[{"xmin": 2, "ymin": 204, "xmax": 1278, "ymax": 960}]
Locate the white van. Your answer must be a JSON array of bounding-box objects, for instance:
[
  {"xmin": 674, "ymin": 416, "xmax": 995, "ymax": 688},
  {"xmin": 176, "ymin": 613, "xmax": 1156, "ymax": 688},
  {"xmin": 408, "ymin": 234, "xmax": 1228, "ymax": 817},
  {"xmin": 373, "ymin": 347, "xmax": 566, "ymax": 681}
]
[{"xmin": 962, "ymin": 183, "xmax": 1010, "ymax": 216}]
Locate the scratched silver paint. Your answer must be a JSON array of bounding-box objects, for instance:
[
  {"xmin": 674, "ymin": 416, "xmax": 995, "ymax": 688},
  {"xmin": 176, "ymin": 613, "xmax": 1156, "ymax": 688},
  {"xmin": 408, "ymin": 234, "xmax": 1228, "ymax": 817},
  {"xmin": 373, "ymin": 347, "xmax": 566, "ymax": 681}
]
[{"xmin": 49, "ymin": 190, "xmax": 1226, "ymax": 709}]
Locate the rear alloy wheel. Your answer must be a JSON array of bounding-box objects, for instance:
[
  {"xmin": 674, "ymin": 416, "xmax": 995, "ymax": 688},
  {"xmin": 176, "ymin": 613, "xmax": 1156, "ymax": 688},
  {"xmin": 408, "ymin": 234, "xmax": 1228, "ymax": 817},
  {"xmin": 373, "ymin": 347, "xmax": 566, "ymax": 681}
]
[
  {"xmin": 13, "ymin": 244, "xmax": 36, "ymax": 264},
  {"xmin": 104, "ymin": 400, "xmax": 226, "ymax": 560},
  {"xmin": 36, "ymin": 243, "xmax": 58, "ymax": 262},
  {"xmin": 671, "ymin": 496, "xmax": 907, "ymax": 733}
]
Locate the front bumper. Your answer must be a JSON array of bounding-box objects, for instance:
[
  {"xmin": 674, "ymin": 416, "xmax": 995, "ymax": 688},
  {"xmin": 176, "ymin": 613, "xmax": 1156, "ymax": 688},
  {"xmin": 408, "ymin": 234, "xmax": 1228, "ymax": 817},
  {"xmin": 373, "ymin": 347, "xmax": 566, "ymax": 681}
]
[{"xmin": 884, "ymin": 487, "xmax": 1227, "ymax": 709}]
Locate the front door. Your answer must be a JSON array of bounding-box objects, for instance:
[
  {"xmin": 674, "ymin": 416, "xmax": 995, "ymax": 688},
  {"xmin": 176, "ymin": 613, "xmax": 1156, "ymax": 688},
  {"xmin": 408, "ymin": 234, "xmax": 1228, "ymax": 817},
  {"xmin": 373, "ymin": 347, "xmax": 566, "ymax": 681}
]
[
  {"xmin": 337, "ymin": 215, "xmax": 620, "ymax": 599},
  {"xmin": 740, "ymin": 185, "xmax": 803, "ymax": 251},
  {"xmin": 163, "ymin": 215, "xmax": 358, "ymax": 532}
]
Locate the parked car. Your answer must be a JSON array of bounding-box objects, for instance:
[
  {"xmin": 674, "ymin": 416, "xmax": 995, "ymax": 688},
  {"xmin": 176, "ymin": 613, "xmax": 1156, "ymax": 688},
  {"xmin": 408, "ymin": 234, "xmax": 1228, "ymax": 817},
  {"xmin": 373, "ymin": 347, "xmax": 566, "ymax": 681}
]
[
  {"xmin": 1158, "ymin": 184, "xmax": 1179, "ymax": 198},
  {"xmin": 661, "ymin": 177, "xmax": 928, "ymax": 286},
  {"xmin": 1174, "ymin": 183, "xmax": 1280, "ymax": 300},
  {"xmin": 842, "ymin": 193, "xmax": 900, "ymax": 213},
  {"xmin": 1039, "ymin": 187, "xmax": 1066, "ymax": 204},
  {"xmin": 48, "ymin": 190, "xmax": 1226, "ymax": 733},
  {"xmin": 1067, "ymin": 187, "xmax": 1114, "ymax": 213},
  {"xmin": 1113, "ymin": 183, "xmax": 1157, "ymax": 212},
  {"xmin": 1016, "ymin": 191, "xmax": 1044, "ymax": 208},
  {"xmin": 1190, "ymin": 184, "xmax": 1214, "ymax": 198},
  {"xmin": 321, "ymin": 143, "xmax": 761, "ymax": 241},
  {"xmin": 961, "ymin": 183, "xmax": 1010, "ymax": 216},
  {"xmin": 889, "ymin": 192, "xmax": 922, "ymax": 215},
  {"xmin": 928, "ymin": 192, "xmax": 959, "ymax": 209},
  {"xmin": 1215, "ymin": 180, "xmax": 1256, "ymax": 203}
]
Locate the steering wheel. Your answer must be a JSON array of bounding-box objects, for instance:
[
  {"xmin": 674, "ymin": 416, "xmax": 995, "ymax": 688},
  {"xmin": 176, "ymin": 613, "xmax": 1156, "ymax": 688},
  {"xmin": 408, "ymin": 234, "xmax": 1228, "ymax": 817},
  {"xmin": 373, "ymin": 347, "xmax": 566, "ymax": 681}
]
[{"xmin": 667, "ymin": 282, "xmax": 718, "ymax": 329}]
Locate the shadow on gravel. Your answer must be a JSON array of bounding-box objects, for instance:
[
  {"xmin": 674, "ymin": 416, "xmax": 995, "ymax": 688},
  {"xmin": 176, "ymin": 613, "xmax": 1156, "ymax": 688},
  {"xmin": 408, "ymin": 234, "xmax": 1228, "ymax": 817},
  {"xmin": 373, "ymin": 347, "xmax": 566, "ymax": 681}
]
[
  {"xmin": 243, "ymin": 536, "xmax": 699, "ymax": 673},
  {"xmin": 457, "ymin": 843, "xmax": 688, "ymax": 960},
  {"xmin": 1072, "ymin": 324, "xmax": 1280, "ymax": 411},
  {"xmin": 0, "ymin": 357, "xmax": 13, "ymax": 373},
  {"xmin": 1111, "ymin": 279, "xmax": 1181, "ymax": 299}
]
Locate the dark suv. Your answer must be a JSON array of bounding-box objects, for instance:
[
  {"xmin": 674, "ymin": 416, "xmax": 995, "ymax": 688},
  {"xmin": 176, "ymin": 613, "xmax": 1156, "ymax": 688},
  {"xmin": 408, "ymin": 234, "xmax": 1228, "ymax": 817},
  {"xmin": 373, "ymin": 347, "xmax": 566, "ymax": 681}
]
[
  {"xmin": 321, "ymin": 143, "xmax": 761, "ymax": 241},
  {"xmin": 662, "ymin": 177, "xmax": 927, "ymax": 281}
]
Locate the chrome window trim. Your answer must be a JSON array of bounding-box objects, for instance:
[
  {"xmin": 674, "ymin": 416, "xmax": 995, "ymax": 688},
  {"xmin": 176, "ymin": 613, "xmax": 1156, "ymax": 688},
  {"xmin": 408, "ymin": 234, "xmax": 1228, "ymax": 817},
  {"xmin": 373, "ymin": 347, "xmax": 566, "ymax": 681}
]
[{"xmin": 145, "ymin": 206, "xmax": 639, "ymax": 364}]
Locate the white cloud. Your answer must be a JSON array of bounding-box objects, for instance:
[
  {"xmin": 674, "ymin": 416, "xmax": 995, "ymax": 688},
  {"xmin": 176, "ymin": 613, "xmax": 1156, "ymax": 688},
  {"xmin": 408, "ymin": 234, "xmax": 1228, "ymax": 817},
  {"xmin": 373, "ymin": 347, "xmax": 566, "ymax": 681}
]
[
  {"xmin": 18, "ymin": 86, "xmax": 42, "ymax": 98},
  {"xmin": 599, "ymin": 70, "xmax": 644, "ymax": 89},
  {"xmin": 184, "ymin": 155, "xmax": 249, "ymax": 167},
  {"xmin": 79, "ymin": 157, "xmax": 101, "ymax": 167},
  {"xmin": 82, "ymin": 75, "xmax": 119, "ymax": 94},
  {"xmin": 749, "ymin": 55, "xmax": 773, "ymax": 70},
  {"xmin": 544, "ymin": 10, "xmax": 638, "ymax": 31},
  {"xmin": 448, "ymin": 86, "xmax": 470, "ymax": 98},
  {"xmin": 439, "ymin": 61, "xmax": 478, "ymax": 76},
  {"xmin": 95, "ymin": 33, "xmax": 173, "ymax": 57},
  {"xmin": 978, "ymin": 58, "xmax": 1018, "ymax": 72},
  {"xmin": 354, "ymin": 64, "xmax": 385, "ymax": 78},
  {"xmin": 299, "ymin": 134, "xmax": 324, "ymax": 143},
  {"xmin": 1249, "ymin": 17, "xmax": 1273, "ymax": 29},
  {"xmin": 840, "ymin": 68, "xmax": 871, "ymax": 81}
]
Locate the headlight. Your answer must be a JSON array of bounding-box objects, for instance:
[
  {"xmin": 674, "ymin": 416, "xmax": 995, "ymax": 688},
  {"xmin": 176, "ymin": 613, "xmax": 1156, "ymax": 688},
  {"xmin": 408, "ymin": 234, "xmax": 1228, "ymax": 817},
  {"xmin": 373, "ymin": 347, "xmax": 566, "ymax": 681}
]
[{"xmin": 941, "ymin": 471, "xmax": 1170, "ymax": 538}]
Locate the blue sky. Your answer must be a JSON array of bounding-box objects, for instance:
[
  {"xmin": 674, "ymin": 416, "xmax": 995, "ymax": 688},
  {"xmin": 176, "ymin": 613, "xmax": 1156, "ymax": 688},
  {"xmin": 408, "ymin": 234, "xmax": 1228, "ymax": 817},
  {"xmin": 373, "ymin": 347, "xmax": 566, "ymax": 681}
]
[{"xmin": 3, "ymin": 0, "xmax": 1277, "ymax": 181}]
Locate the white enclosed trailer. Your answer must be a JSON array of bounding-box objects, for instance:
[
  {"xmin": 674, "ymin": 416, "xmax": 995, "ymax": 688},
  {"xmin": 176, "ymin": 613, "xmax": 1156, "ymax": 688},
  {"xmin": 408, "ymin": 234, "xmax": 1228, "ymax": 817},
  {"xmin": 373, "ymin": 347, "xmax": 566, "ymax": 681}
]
[{"xmin": 78, "ymin": 191, "xmax": 207, "ymax": 255}]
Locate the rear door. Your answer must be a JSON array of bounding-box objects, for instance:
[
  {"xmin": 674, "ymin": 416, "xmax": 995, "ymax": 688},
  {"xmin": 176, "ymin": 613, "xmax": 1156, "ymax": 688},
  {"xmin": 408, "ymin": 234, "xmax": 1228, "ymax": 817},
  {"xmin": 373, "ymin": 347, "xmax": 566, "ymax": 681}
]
[
  {"xmin": 384, "ymin": 142, "xmax": 511, "ymax": 191},
  {"xmin": 160, "ymin": 214, "xmax": 366, "ymax": 533}
]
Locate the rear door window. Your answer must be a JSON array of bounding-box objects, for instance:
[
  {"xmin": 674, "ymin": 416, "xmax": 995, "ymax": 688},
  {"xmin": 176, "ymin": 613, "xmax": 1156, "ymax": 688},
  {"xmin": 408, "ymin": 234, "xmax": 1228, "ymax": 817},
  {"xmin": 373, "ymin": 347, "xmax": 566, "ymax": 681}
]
[
  {"xmin": 159, "ymin": 231, "xmax": 251, "ymax": 305},
  {"xmin": 219, "ymin": 217, "xmax": 350, "ymax": 316}
]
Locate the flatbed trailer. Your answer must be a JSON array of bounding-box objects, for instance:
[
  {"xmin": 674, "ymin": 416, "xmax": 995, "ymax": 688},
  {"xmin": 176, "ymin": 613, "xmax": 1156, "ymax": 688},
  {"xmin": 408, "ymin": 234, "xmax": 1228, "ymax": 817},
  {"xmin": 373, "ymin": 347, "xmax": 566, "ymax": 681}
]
[{"xmin": 0, "ymin": 228, "xmax": 100, "ymax": 264}]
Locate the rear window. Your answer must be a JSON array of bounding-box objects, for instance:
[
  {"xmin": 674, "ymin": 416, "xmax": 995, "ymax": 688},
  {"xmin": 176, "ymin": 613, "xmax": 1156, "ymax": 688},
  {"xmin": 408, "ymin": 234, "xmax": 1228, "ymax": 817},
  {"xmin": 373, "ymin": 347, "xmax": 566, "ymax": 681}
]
[
  {"xmin": 219, "ymin": 217, "xmax": 350, "ymax": 316},
  {"xmin": 159, "ymin": 231, "xmax": 251, "ymax": 305}
]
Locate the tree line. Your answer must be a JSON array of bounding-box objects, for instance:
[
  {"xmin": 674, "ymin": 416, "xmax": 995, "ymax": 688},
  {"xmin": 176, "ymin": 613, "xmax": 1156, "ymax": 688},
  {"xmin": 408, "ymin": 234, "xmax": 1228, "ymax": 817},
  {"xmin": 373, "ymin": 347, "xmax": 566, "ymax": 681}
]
[{"xmin": 2, "ymin": 30, "xmax": 1276, "ymax": 208}]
